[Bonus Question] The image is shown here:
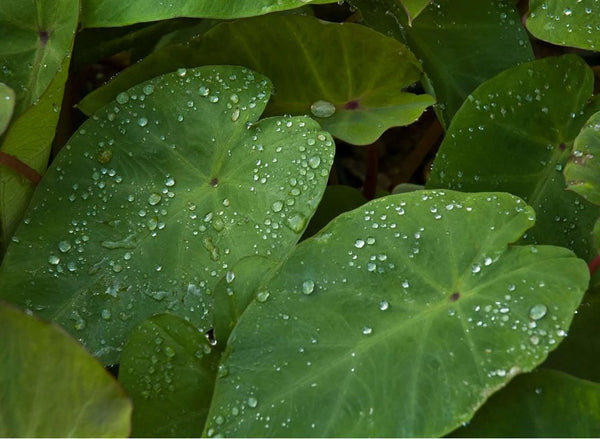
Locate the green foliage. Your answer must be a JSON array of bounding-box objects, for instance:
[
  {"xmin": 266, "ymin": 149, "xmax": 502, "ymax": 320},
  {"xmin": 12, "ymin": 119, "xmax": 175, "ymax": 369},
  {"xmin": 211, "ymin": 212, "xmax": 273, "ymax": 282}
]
[
  {"xmin": 0, "ymin": 302, "xmax": 132, "ymax": 436},
  {"xmin": 1, "ymin": 0, "xmax": 600, "ymax": 437}
]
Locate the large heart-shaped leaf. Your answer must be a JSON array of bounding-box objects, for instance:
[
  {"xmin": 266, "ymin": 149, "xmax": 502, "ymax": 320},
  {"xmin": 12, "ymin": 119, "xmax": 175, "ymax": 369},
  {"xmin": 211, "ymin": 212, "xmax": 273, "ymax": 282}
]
[
  {"xmin": 350, "ymin": 0, "xmax": 534, "ymax": 126},
  {"xmin": 0, "ymin": 302, "xmax": 132, "ymax": 437},
  {"xmin": 527, "ymin": 0, "xmax": 600, "ymax": 51},
  {"xmin": 204, "ymin": 190, "xmax": 588, "ymax": 437},
  {"xmin": 427, "ymin": 55, "xmax": 600, "ymax": 260},
  {"xmin": 450, "ymin": 369, "xmax": 600, "ymax": 437},
  {"xmin": 0, "ymin": 0, "xmax": 79, "ymax": 118},
  {"xmin": 80, "ymin": 0, "xmax": 336, "ymax": 28},
  {"xmin": 79, "ymin": 15, "xmax": 434, "ymax": 146},
  {"xmin": 119, "ymin": 313, "xmax": 219, "ymax": 437},
  {"xmin": 564, "ymin": 111, "xmax": 600, "ymax": 206},
  {"xmin": 0, "ymin": 65, "xmax": 334, "ymax": 365}
]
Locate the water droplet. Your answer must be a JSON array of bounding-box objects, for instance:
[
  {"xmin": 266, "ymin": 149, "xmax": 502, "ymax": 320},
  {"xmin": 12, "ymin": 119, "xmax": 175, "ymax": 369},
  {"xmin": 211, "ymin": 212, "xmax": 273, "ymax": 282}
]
[
  {"xmin": 116, "ymin": 92, "xmax": 129, "ymax": 104},
  {"xmin": 148, "ymin": 193, "xmax": 162, "ymax": 206},
  {"xmin": 101, "ymin": 309, "xmax": 112, "ymax": 320},
  {"xmin": 143, "ymin": 84, "xmax": 154, "ymax": 95},
  {"xmin": 379, "ymin": 300, "xmax": 389, "ymax": 311},
  {"xmin": 472, "ymin": 264, "xmax": 481, "ymax": 273},
  {"xmin": 285, "ymin": 213, "xmax": 307, "ymax": 233},
  {"xmin": 165, "ymin": 177, "xmax": 175, "ymax": 187},
  {"xmin": 164, "ymin": 346, "xmax": 176, "ymax": 358},
  {"xmin": 308, "ymin": 155, "xmax": 321, "ymax": 168},
  {"xmin": 48, "ymin": 255, "xmax": 60, "ymax": 265},
  {"xmin": 362, "ymin": 326, "xmax": 373, "ymax": 335},
  {"xmin": 302, "ymin": 280, "xmax": 315, "ymax": 295},
  {"xmin": 58, "ymin": 240, "xmax": 72, "ymax": 253},
  {"xmin": 257, "ymin": 290, "xmax": 270, "ymax": 302},
  {"xmin": 354, "ymin": 239, "xmax": 365, "ymax": 249},
  {"xmin": 137, "ymin": 117, "xmax": 148, "ymax": 127},
  {"xmin": 272, "ymin": 201, "xmax": 284, "ymax": 212},
  {"xmin": 529, "ymin": 304, "xmax": 548, "ymax": 321},
  {"xmin": 247, "ymin": 396, "xmax": 258, "ymax": 408},
  {"xmin": 199, "ymin": 86, "xmax": 210, "ymax": 96},
  {"xmin": 310, "ymin": 100, "xmax": 336, "ymax": 118},
  {"xmin": 226, "ymin": 271, "xmax": 235, "ymax": 283}
]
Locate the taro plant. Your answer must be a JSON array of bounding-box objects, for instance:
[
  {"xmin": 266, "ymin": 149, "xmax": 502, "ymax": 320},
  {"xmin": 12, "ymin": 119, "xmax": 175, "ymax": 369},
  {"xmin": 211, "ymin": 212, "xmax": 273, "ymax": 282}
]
[{"xmin": 1, "ymin": 0, "xmax": 600, "ymax": 437}]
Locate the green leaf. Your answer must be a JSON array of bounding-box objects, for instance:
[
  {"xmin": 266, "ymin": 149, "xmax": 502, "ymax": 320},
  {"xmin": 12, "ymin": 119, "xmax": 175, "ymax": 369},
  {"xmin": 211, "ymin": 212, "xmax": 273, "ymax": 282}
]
[
  {"xmin": 0, "ymin": 302, "xmax": 132, "ymax": 437},
  {"xmin": 0, "ymin": 83, "xmax": 15, "ymax": 136},
  {"xmin": 564, "ymin": 111, "xmax": 600, "ymax": 206},
  {"xmin": 78, "ymin": 15, "xmax": 434, "ymax": 145},
  {"xmin": 0, "ymin": 53, "xmax": 72, "ymax": 252},
  {"xmin": 450, "ymin": 369, "xmax": 600, "ymax": 437},
  {"xmin": 80, "ymin": 0, "xmax": 337, "ymax": 28},
  {"xmin": 0, "ymin": 0, "xmax": 79, "ymax": 118},
  {"xmin": 0, "ymin": 65, "xmax": 334, "ymax": 365},
  {"xmin": 427, "ymin": 55, "xmax": 600, "ymax": 260},
  {"xmin": 213, "ymin": 255, "xmax": 280, "ymax": 345},
  {"xmin": 543, "ymin": 292, "xmax": 600, "ymax": 382},
  {"xmin": 119, "ymin": 313, "xmax": 219, "ymax": 437},
  {"xmin": 204, "ymin": 190, "xmax": 588, "ymax": 437},
  {"xmin": 527, "ymin": 0, "xmax": 600, "ymax": 51},
  {"xmin": 399, "ymin": 0, "xmax": 432, "ymax": 24},
  {"xmin": 350, "ymin": 0, "xmax": 534, "ymax": 126}
]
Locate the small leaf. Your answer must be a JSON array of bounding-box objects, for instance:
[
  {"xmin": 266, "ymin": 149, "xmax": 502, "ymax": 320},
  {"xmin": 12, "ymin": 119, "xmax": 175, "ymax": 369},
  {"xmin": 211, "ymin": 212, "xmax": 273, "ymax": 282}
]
[
  {"xmin": 0, "ymin": 83, "xmax": 15, "ymax": 135},
  {"xmin": 0, "ymin": 66, "xmax": 334, "ymax": 365},
  {"xmin": 450, "ymin": 369, "xmax": 600, "ymax": 437},
  {"xmin": 427, "ymin": 55, "xmax": 600, "ymax": 260},
  {"xmin": 564, "ymin": 111, "xmax": 600, "ymax": 205},
  {"xmin": 0, "ymin": 302, "xmax": 132, "ymax": 437},
  {"xmin": 204, "ymin": 190, "xmax": 588, "ymax": 437},
  {"xmin": 527, "ymin": 0, "xmax": 600, "ymax": 51},
  {"xmin": 80, "ymin": 0, "xmax": 337, "ymax": 28},
  {"xmin": 0, "ymin": 0, "xmax": 79, "ymax": 118},
  {"xmin": 119, "ymin": 313, "xmax": 219, "ymax": 437},
  {"xmin": 350, "ymin": 0, "xmax": 534, "ymax": 125},
  {"xmin": 79, "ymin": 15, "xmax": 434, "ymax": 145},
  {"xmin": 0, "ymin": 54, "xmax": 72, "ymax": 251}
]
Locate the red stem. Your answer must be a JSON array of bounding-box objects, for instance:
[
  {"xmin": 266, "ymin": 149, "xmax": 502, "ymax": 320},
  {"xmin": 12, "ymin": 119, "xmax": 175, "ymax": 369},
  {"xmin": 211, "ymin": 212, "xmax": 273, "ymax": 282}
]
[
  {"xmin": 588, "ymin": 254, "xmax": 600, "ymax": 276},
  {"xmin": 0, "ymin": 152, "xmax": 42, "ymax": 184}
]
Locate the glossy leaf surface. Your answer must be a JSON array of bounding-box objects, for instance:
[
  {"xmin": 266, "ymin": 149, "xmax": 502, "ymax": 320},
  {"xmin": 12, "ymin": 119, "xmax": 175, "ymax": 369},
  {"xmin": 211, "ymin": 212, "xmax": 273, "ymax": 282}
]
[
  {"xmin": 0, "ymin": 302, "xmax": 132, "ymax": 437},
  {"xmin": 80, "ymin": 0, "xmax": 336, "ymax": 28},
  {"xmin": 0, "ymin": 0, "xmax": 78, "ymax": 118},
  {"xmin": 427, "ymin": 55, "xmax": 600, "ymax": 260},
  {"xmin": 119, "ymin": 313, "xmax": 219, "ymax": 437},
  {"xmin": 79, "ymin": 15, "xmax": 433, "ymax": 145},
  {"xmin": 205, "ymin": 190, "xmax": 588, "ymax": 437},
  {"xmin": 451, "ymin": 369, "xmax": 600, "ymax": 437},
  {"xmin": 527, "ymin": 0, "xmax": 600, "ymax": 50},
  {"xmin": 0, "ymin": 83, "xmax": 15, "ymax": 135},
  {"xmin": 564, "ymin": 111, "xmax": 600, "ymax": 206},
  {"xmin": 0, "ymin": 66, "xmax": 334, "ymax": 365},
  {"xmin": 351, "ymin": 0, "xmax": 533, "ymax": 125},
  {"xmin": 400, "ymin": 0, "xmax": 433, "ymax": 24}
]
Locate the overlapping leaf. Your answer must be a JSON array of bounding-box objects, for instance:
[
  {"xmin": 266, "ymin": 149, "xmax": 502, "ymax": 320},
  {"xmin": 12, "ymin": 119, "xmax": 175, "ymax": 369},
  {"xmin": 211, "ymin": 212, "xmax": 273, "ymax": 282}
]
[
  {"xmin": 527, "ymin": 0, "xmax": 600, "ymax": 51},
  {"xmin": 399, "ymin": 0, "xmax": 433, "ymax": 24},
  {"xmin": 350, "ymin": 0, "xmax": 534, "ymax": 125},
  {"xmin": 119, "ymin": 313, "xmax": 219, "ymax": 437},
  {"xmin": 80, "ymin": 0, "xmax": 336, "ymax": 28},
  {"xmin": 0, "ymin": 66, "xmax": 334, "ymax": 365},
  {"xmin": 0, "ymin": 0, "xmax": 79, "ymax": 118},
  {"xmin": 0, "ymin": 302, "xmax": 131, "ymax": 437},
  {"xmin": 204, "ymin": 190, "xmax": 588, "ymax": 437},
  {"xmin": 427, "ymin": 55, "xmax": 600, "ymax": 260},
  {"xmin": 564, "ymin": 111, "xmax": 600, "ymax": 206},
  {"xmin": 79, "ymin": 15, "xmax": 433, "ymax": 145},
  {"xmin": 450, "ymin": 369, "xmax": 600, "ymax": 437},
  {"xmin": 0, "ymin": 83, "xmax": 15, "ymax": 135}
]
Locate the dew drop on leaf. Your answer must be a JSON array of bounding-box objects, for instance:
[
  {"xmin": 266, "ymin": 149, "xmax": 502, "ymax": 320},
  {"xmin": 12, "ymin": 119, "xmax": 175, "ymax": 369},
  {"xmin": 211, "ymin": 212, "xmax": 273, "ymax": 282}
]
[
  {"xmin": 529, "ymin": 304, "xmax": 548, "ymax": 320},
  {"xmin": 310, "ymin": 100, "xmax": 336, "ymax": 118},
  {"xmin": 302, "ymin": 279, "xmax": 315, "ymax": 295}
]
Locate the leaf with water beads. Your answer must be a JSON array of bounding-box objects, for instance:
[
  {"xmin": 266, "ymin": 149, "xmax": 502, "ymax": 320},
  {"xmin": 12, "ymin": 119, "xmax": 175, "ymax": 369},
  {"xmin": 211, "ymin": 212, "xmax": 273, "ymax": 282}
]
[
  {"xmin": 427, "ymin": 55, "xmax": 600, "ymax": 261},
  {"xmin": 204, "ymin": 190, "xmax": 588, "ymax": 437},
  {"xmin": 0, "ymin": 303, "xmax": 131, "ymax": 437},
  {"xmin": 0, "ymin": 83, "xmax": 15, "ymax": 135},
  {"xmin": 527, "ymin": 0, "xmax": 600, "ymax": 51},
  {"xmin": 564, "ymin": 111, "xmax": 600, "ymax": 206},
  {"xmin": 119, "ymin": 313, "xmax": 220, "ymax": 437},
  {"xmin": 0, "ymin": 65, "xmax": 334, "ymax": 365},
  {"xmin": 78, "ymin": 14, "xmax": 434, "ymax": 145}
]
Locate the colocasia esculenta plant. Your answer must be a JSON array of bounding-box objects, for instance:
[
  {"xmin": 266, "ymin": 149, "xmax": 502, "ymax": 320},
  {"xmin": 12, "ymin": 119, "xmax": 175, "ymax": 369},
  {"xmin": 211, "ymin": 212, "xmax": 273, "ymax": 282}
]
[{"xmin": 1, "ymin": 0, "xmax": 600, "ymax": 437}]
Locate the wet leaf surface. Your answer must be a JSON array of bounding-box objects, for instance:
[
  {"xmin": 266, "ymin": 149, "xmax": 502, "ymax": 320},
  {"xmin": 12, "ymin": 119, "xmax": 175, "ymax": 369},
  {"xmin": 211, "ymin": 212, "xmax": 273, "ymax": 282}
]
[
  {"xmin": 0, "ymin": 65, "xmax": 334, "ymax": 364},
  {"xmin": 204, "ymin": 190, "xmax": 588, "ymax": 437}
]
